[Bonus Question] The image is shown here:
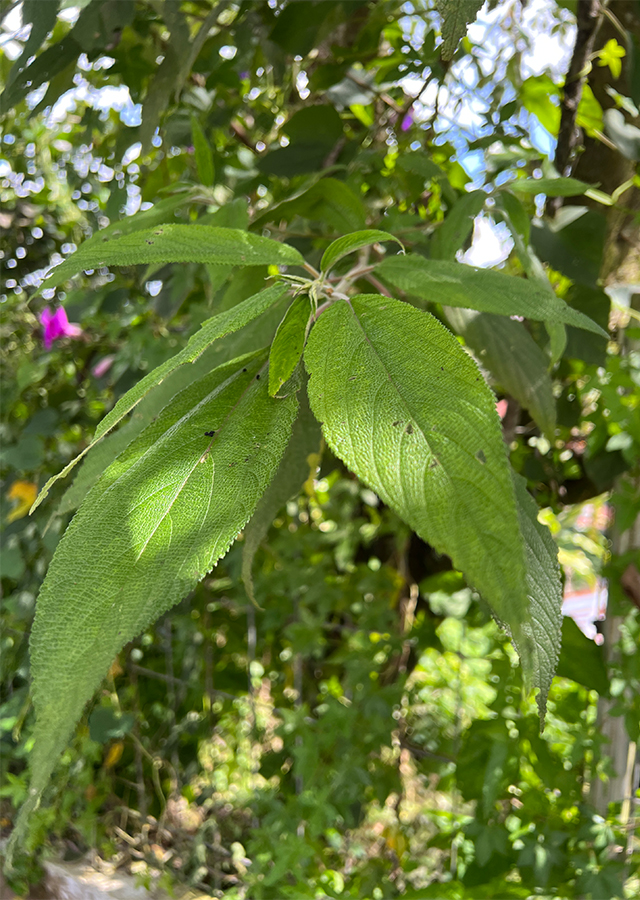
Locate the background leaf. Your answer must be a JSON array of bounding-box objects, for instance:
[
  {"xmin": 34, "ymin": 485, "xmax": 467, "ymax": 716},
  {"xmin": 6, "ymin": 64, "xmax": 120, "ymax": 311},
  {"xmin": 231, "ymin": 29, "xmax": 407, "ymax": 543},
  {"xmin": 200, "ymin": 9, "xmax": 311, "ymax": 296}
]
[
  {"xmin": 190, "ymin": 115, "xmax": 215, "ymax": 187},
  {"xmin": 376, "ymin": 255, "xmax": 608, "ymax": 335},
  {"xmin": 436, "ymin": 0, "xmax": 484, "ymax": 61},
  {"xmin": 444, "ymin": 307, "xmax": 556, "ymax": 436}
]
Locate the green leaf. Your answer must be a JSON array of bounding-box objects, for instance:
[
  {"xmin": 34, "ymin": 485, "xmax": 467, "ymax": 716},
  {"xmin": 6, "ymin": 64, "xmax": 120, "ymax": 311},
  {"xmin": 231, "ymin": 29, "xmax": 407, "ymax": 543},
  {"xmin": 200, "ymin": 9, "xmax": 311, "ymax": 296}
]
[
  {"xmin": 36, "ymin": 225, "xmax": 304, "ymax": 296},
  {"xmin": 242, "ymin": 388, "xmax": 322, "ymax": 606},
  {"xmin": 55, "ymin": 297, "xmax": 291, "ymax": 518},
  {"xmin": 320, "ymin": 230, "xmax": 404, "ymax": 274},
  {"xmin": 305, "ymin": 295, "xmax": 533, "ymax": 662},
  {"xmin": 604, "ymin": 108, "xmax": 640, "ymax": 160},
  {"xmin": 16, "ymin": 352, "xmax": 300, "ymax": 846},
  {"xmin": 556, "ymin": 617, "xmax": 609, "ymax": 696},
  {"xmin": 253, "ymin": 178, "xmax": 367, "ymax": 233},
  {"xmin": 520, "ymin": 75, "xmax": 560, "ymax": 135},
  {"xmin": 512, "ymin": 474, "xmax": 563, "ymax": 726},
  {"xmin": 33, "ymin": 283, "xmax": 288, "ymax": 509},
  {"xmin": 435, "ymin": 0, "xmax": 484, "ymax": 61},
  {"xmin": 268, "ymin": 296, "xmax": 312, "ymax": 397},
  {"xmin": 444, "ymin": 308, "xmax": 556, "ymax": 436},
  {"xmin": 509, "ymin": 177, "xmax": 592, "ymax": 197},
  {"xmin": 376, "ymin": 255, "xmax": 608, "ymax": 336},
  {"xmin": 430, "ymin": 190, "xmax": 486, "ymax": 260},
  {"xmin": 191, "ymin": 115, "xmax": 215, "ymax": 187},
  {"xmin": 546, "ymin": 321, "xmax": 567, "ymax": 366}
]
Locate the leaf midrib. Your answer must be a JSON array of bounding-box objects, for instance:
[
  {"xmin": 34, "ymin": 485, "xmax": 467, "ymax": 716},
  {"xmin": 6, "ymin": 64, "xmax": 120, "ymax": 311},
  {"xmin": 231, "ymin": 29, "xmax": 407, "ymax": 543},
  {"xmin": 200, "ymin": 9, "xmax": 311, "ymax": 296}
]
[{"xmin": 342, "ymin": 298, "xmax": 524, "ymax": 592}]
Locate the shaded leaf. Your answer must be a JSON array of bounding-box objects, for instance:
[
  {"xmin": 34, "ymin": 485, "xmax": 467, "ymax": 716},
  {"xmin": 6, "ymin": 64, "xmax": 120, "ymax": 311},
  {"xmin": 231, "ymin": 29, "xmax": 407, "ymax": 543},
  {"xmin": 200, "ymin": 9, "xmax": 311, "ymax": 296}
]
[
  {"xmin": 191, "ymin": 115, "xmax": 215, "ymax": 187},
  {"xmin": 376, "ymin": 255, "xmax": 608, "ymax": 335},
  {"xmin": 253, "ymin": 178, "xmax": 366, "ymax": 233},
  {"xmin": 305, "ymin": 295, "xmax": 533, "ymax": 666},
  {"xmin": 269, "ymin": 296, "xmax": 312, "ymax": 397},
  {"xmin": 242, "ymin": 388, "xmax": 322, "ymax": 605},
  {"xmin": 513, "ymin": 474, "xmax": 563, "ymax": 726},
  {"xmin": 431, "ymin": 190, "xmax": 486, "ymax": 260},
  {"xmin": 509, "ymin": 177, "xmax": 592, "ymax": 197},
  {"xmin": 321, "ymin": 230, "xmax": 404, "ymax": 274},
  {"xmin": 436, "ymin": 0, "xmax": 484, "ymax": 60},
  {"xmin": 444, "ymin": 308, "xmax": 556, "ymax": 436},
  {"xmin": 556, "ymin": 617, "xmax": 609, "ymax": 696}
]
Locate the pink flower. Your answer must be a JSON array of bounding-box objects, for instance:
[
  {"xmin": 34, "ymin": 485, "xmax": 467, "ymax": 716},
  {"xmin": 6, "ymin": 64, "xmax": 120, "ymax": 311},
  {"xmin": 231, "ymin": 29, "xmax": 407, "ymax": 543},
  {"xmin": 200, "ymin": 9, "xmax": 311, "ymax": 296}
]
[
  {"xmin": 92, "ymin": 355, "xmax": 115, "ymax": 379},
  {"xmin": 496, "ymin": 399, "xmax": 509, "ymax": 420},
  {"xmin": 40, "ymin": 306, "xmax": 82, "ymax": 350}
]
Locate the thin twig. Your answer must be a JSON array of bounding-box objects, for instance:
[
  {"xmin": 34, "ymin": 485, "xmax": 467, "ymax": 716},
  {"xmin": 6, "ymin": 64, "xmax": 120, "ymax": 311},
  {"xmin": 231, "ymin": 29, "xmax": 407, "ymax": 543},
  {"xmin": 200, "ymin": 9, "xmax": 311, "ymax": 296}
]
[{"xmin": 552, "ymin": 0, "xmax": 603, "ymax": 185}]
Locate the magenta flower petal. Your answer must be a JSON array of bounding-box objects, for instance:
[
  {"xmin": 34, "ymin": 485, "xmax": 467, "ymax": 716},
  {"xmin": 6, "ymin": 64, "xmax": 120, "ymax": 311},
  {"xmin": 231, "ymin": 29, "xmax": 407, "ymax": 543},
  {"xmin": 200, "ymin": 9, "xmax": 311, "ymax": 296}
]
[
  {"xmin": 92, "ymin": 355, "xmax": 115, "ymax": 379},
  {"xmin": 401, "ymin": 112, "xmax": 413, "ymax": 132},
  {"xmin": 39, "ymin": 305, "xmax": 83, "ymax": 350}
]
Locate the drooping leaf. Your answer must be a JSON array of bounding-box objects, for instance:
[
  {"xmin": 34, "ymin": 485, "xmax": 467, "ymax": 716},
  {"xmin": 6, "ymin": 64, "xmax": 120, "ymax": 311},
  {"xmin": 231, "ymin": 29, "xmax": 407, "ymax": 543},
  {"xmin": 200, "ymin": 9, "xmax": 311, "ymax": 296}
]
[
  {"xmin": 509, "ymin": 177, "xmax": 592, "ymax": 197},
  {"xmin": 376, "ymin": 255, "xmax": 608, "ymax": 336},
  {"xmin": 14, "ymin": 351, "xmax": 299, "ymax": 851},
  {"xmin": 191, "ymin": 115, "xmax": 215, "ymax": 187},
  {"xmin": 320, "ymin": 230, "xmax": 404, "ymax": 274},
  {"xmin": 36, "ymin": 225, "xmax": 304, "ymax": 296},
  {"xmin": 435, "ymin": 0, "xmax": 484, "ymax": 61},
  {"xmin": 430, "ymin": 190, "xmax": 486, "ymax": 259},
  {"xmin": 512, "ymin": 474, "xmax": 563, "ymax": 727},
  {"xmin": 33, "ymin": 284, "xmax": 288, "ymax": 509},
  {"xmin": 305, "ymin": 295, "xmax": 533, "ymax": 665},
  {"xmin": 268, "ymin": 296, "xmax": 312, "ymax": 397},
  {"xmin": 444, "ymin": 308, "xmax": 556, "ymax": 436},
  {"xmin": 242, "ymin": 387, "xmax": 322, "ymax": 606}
]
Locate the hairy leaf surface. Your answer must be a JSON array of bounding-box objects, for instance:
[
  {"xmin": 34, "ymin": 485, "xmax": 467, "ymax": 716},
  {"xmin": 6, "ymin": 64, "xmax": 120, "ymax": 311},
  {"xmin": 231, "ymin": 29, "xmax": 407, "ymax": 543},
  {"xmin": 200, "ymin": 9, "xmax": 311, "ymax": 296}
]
[
  {"xmin": 320, "ymin": 230, "xmax": 404, "ymax": 274},
  {"xmin": 377, "ymin": 255, "xmax": 608, "ymax": 335},
  {"xmin": 34, "ymin": 284, "xmax": 288, "ymax": 509},
  {"xmin": 436, "ymin": 0, "xmax": 484, "ymax": 60},
  {"xmin": 21, "ymin": 351, "xmax": 299, "ymax": 838},
  {"xmin": 305, "ymin": 295, "xmax": 532, "ymax": 654},
  {"xmin": 37, "ymin": 225, "xmax": 303, "ymax": 295},
  {"xmin": 242, "ymin": 388, "xmax": 322, "ymax": 605},
  {"xmin": 509, "ymin": 176, "xmax": 592, "ymax": 197},
  {"xmin": 444, "ymin": 308, "xmax": 556, "ymax": 436}
]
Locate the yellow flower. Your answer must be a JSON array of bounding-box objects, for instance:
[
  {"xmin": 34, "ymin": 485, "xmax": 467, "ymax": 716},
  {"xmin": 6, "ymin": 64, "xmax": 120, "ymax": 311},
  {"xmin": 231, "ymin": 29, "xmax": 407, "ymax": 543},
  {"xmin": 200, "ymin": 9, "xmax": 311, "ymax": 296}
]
[
  {"xmin": 597, "ymin": 39, "xmax": 625, "ymax": 80},
  {"xmin": 6, "ymin": 481, "xmax": 38, "ymax": 523}
]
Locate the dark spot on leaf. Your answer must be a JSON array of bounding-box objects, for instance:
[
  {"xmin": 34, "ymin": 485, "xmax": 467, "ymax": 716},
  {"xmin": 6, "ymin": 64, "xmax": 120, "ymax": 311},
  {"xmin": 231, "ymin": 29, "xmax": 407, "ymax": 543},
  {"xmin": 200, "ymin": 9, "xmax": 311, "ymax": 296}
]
[
  {"xmin": 146, "ymin": 240, "xmax": 154, "ymax": 245},
  {"xmin": 244, "ymin": 457, "xmax": 250, "ymax": 462},
  {"xmin": 256, "ymin": 374, "xmax": 260, "ymax": 380},
  {"xmin": 440, "ymin": 366, "xmax": 444, "ymax": 371},
  {"xmin": 393, "ymin": 421, "xmax": 400, "ymax": 427},
  {"xmin": 348, "ymin": 375, "xmax": 358, "ymax": 381},
  {"xmin": 243, "ymin": 368, "xmax": 247, "ymax": 372},
  {"xmin": 476, "ymin": 449, "xmax": 486, "ymax": 464},
  {"xmin": 429, "ymin": 459, "xmax": 440, "ymax": 469},
  {"xmin": 405, "ymin": 423, "xmax": 414, "ymax": 435},
  {"xmin": 204, "ymin": 431, "xmax": 216, "ymax": 437},
  {"xmin": 228, "ymin": 462, "xmax": 237, "ymax": 468}
]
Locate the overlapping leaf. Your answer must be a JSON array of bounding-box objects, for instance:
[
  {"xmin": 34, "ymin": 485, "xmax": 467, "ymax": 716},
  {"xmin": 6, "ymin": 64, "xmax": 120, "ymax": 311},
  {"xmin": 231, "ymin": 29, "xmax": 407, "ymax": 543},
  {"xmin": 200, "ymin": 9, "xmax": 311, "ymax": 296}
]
[
  {"xmin": 17, "ymin": 351, "xmax": 300, "ymax": 846},
  {"xmin": 444, "ymin": 307, "xmax": 556, "ymax": 436},
  {"xmin": 376, "ymin": 255, "xmax": 608, "ymax": 335},
  {"xmin": 320, "ymin": 230, "xmax": 404, "ymax": 274},
  {"xmin": 33, "ymin": 284, "xmax": 288, "ymax": 509},
  {"xmin": 269, "ymin": 296, "xmax": 312, "ymax": 397},
  {"xmin": 36, "ymin": 225, "xmax": 303, "ymax": 296}
]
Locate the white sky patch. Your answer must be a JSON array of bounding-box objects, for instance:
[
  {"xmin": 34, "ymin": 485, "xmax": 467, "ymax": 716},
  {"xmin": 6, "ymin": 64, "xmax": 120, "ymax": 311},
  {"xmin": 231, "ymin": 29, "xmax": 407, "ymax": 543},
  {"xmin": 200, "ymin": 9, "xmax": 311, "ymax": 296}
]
[{"xmin": 461, "ymin": 216, "xmax": 514, "ymax": 269}]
